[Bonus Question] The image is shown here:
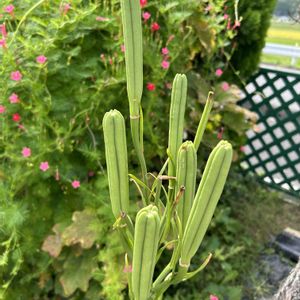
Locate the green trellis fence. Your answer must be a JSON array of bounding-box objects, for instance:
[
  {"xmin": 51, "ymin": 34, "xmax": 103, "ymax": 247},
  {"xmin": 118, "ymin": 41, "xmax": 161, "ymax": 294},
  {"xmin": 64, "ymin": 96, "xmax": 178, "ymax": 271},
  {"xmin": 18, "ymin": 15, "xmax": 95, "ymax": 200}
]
[{"xmin": 239, "ymin": 64, "xmax": 300, "ymax": 199}]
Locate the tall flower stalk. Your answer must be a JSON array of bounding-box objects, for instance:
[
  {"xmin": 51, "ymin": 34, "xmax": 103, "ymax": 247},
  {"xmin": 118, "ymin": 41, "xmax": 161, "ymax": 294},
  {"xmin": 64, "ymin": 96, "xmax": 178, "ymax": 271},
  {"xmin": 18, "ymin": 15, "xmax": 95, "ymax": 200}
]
[{"xmin": 102, "ymin": 1, "xmax": 233, "ymax": 299}]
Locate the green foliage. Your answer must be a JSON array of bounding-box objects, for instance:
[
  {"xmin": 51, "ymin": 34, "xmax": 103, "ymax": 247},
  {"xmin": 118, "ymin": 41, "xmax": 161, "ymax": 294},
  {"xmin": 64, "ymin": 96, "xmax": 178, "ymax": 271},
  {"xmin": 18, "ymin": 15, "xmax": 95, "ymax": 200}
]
[{"xmin": 0, "ymin": 0, "xmax": 259, "ymax": 299}]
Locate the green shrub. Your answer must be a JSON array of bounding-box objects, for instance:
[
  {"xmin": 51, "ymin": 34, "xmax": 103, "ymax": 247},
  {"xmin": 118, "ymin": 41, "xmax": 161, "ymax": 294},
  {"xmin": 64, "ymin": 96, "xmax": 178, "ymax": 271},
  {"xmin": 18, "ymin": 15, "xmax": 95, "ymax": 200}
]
[{"xmin": 227, "ymin": 0, "xmax": 277, "ymax": 81}]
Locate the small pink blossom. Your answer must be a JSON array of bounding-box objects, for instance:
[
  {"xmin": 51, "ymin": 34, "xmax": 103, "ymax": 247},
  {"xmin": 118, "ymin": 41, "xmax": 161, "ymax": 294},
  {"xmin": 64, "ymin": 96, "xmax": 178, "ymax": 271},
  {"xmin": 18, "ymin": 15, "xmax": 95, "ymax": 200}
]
[
  {"xmin": 215, "ymin": 68, "xmax": 223, "ymax": 77},
  {"xmin": 121, "ymin": 44, "xmax": 125, "ymax": 52},
  {"xmin": 123, "ymin": 264, "xmax": 132, "ymax": 273},
  {"xmin": 12, "ymin": 113, "xmax": 21, "ymax": 122},
  {"xmin": 0, "ymin": 105, "xmax": 5, "ymax": 114},
  {"xmin": 146, "ymin": 82, "xmax": 156, "ymax": 91},
  {"xmin": 227, "ymin": 18, "xmax": 231, "ymax": 30},
  {"xmin": 9, "ymin": 93, "xmax": 20, "ymax": 103},
  {"xmin": 217, "ymin": 127, "xmax": 224, "ymax": 140},
  {"xmin": 61, "ymin": 3, "xmax": 71, "ymax": 15},
  {"xmin": 11, "ymin": 71, "xmax": 22, "ymax": 81},
  {"xmin": 140, "ymin": 0, "xmax": 147, "ymax": 8},
  {"xmin": 40, "ymin": 161, "xmax": 49, "ymax": 172},
  {"xmin": 96, "ymin": 16, "xmax": 109, "ymax": 21},
  {"xmin": 18, "ymin": 124, "xmax": 25, "ymax": 130},
  {"xmin": 4, "ymin": 5, "xmax": 14, "ymax": 14},
  {"xmin": 210, "ymin": 296, "xmax": 219, "ymax": 300},
  {"xmin": 151, "ymin": 22, "xmax": 160, "ymax": 32},
  {"xmin": 167, "ymin": 35, "xmax": 175, "ymax": 45},
  {"xmin": 36, "ymin": 55, "xmax": 47, "ymax": 64},
  {"xmin": 22, "ymin": 147, "xmax": 31, "ymax": 158},
  {"xmin": 205, "ymin": 5, "xmax": 212, "ymax": 12},
  {"xmin": 0, "ymin": 24, "xmax": 7, "ymax": 37},
  {"xmin": 224, "ymin": 14, "xmax": 229, "ymax": 20},
  {"xmin": 0, "ymin": 39, "xmax": 6, "ymax": 48},
  {"xmin": 161, "ymin": 60, "xmax": 170, "ymax": 69},
  {"xmin": 72, "ymin": 180, "xmax": 80, "ymax": 189},
  {"xmin": 161, "ymin": 47, "xmax": 169, "ymax": 55},
  {"xmin": 240, "ymin": 146, "xmax": 245, "ymax": 152},
  {"xmin": 221, "ymin": 82, "xmax": 230, "ymax": 91},
  {"xmin": 233, "ymin": 20, "xmax": 241, "ymax": 29},
  {"xmin": 143, "ymin": 11, "xmax": 151, "ymax": 21}
]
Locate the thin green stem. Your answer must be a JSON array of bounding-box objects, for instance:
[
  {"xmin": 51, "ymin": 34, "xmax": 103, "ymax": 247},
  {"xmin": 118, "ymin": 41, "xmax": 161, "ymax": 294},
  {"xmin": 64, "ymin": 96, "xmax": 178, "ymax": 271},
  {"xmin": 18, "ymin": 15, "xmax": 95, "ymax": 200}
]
[{"xmin": 194, "ymin": 91, "xmax": 214, "ymax": 152}]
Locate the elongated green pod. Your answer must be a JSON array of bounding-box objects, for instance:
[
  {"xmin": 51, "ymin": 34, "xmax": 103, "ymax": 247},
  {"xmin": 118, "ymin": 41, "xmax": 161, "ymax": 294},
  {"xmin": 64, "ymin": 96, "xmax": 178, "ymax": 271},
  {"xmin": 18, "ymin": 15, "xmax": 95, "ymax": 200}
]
[
  {"xmin": 194, "ymin": 92, "xmax": 214, "ymax": 152},
  {"xmin": 120, "ymin": 0, "xmax": 143, "ymax": 107},
  {"xmin": 175, "ymin": 141, "xmax": 197, "ymax": 231},
  {"xmin": 168, "ymin": 74, "xmax": 188, "ymax": 190},
  {"xmin": 180, "ymin": 141, "xmax": 233, "ymax": 266},
  {"xmin": 103, "ymin": 110, "xmax": 129, "ymax": 218},
  {"xmin": 132, "ymin": 205, "xmax": 160, "ymax": 300}
]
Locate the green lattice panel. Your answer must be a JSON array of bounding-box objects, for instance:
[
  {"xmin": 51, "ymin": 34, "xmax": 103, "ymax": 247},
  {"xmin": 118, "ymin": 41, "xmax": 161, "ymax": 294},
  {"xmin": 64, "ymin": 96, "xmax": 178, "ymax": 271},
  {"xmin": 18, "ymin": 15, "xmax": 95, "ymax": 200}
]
[{"xmin": 239, "ymin": 65, "xmax": 300, "ymax": 199}]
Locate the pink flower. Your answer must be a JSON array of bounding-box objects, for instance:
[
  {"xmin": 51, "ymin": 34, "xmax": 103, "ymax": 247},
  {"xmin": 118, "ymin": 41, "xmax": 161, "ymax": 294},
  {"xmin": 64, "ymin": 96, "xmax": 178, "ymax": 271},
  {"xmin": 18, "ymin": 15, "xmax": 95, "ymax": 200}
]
[
  {"xmin": 224, "ymin": 14, "xmax": 229, "ymax": 20},
  {"xmin": 221, "ymin": 82, "xmax": 230, "ymax": 91},
  {"xmin": 146, "ymin": 82, "xmax": 156, "ymax": 91},
  {"xmin": 0, "ymin": 39, "xmax": 6, "ymax": 48},
  {"xmin": 9, "ymin": 93, "xmax": 20, "ymax": 103},
  {"xmin": 72, "ymin": 180, "xmax": 80, "ymax": 189},
  {"xmin": 210, "ymin": 296, "xmax": 219, "ymax": 300},
  {"xmin": 233, "ymin": 20, "xmax": 241, "ymax": 29},
  {"xmin": 96, "ymin": 16, "xmax": 109, "ymax": 21},
  {"xmin": 151, "ymin": 22, "xmax": 160, "ymax": 32},
  {"xmin": 61, "ymin": 3, "xmax": 71, "ymax": 15},
  {"xmin": 40, "ymin": 161, "xmax": 49, "ymax": 172},
  {"xmin": 123, "ymin": 264, "xmax": 132, "ymax": 273},
  {"xmin": 205, "ymin": 5, "xmax": 212, "ymax": 12},
  {"xmin": 161, "ymin": 47, "xmax": 169, "ymax": 55},
  {"xmin": 240, "ymin": 146, "xmax": 245, "ymax": 152},
  {"xmin": 161, "ymin": 60, "xmax": 170, "ymax": 69},
  {"xmin": 22, "ymin": 147, "xmax": 31, "ymax": 158},
  {"xmin": 121, "ymin": 44, "xmax": 125, "ymax": 52},
  {"xmin": 0, "ymin": 24, "xmax": 7, "ymax": 37},
  {"xmin": 12, "ymin": 113, "xmax": 21, "ymax": 122},
  {"xmin": 167, "ymin": 35, "xmax": 175, "ymax": 44},
  {"xmin": 0, "ymin": 105, "xmax": 6, "ymax": 114},
  {"xmin": 11, "ymin": 71, "xmax": 22, "ymax": 81},
  {"xmin": 140, "ymin": 0, "xmax": 147, "ymax": 8},
  {"xmin": 215, "ymin": 68, "xmax": 223, "ymax": 77},
  {"xmin": 143, "ymin": 12, "xmax": 151, "ymax": 21},
  {"xmin": 227, "ymin": 18, "xmax": 231, "ymax": 30},
  {"xmin": 217, "ymin": 127, "xmax": 224, "ymax": 140},
  {"xmin": 36, "ymin": 55, "xmax": 47, "ymax": 64},
  {"xmin": 4, "ymin": 5, "xmax": 14, "ymax": 14}
]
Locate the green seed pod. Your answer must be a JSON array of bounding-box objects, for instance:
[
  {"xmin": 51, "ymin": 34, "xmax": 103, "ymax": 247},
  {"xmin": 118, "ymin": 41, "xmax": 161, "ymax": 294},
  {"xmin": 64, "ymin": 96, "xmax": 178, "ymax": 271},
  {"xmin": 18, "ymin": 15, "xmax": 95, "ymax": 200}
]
[
  {"xmin": 103, "ymin": 110, "xmax": 129, "ymax": 218},
  {"xmin": 120, "ymin": 0, "xmax": 143, "ymax": 106},
  {"xmin": 168, "ymin": 74, "xmax": 188, "ymax": 189},
  {"xmin": 180, "ymin": 141, "xmax": 233, "ymax": 266},
  {"xmin": 132, "ymin": 205, "xmax": 160, "ymax": 300},
  {"xmin": 175, "ymin": 141, "xmax": 197, "ymax": 231}
]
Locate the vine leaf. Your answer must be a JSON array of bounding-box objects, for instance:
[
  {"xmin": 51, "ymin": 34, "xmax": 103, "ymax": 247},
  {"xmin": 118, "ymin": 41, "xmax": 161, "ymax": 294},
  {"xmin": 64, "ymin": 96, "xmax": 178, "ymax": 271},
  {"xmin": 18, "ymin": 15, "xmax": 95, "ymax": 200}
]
[{"xmin": 59, "ymin": 251, "xmax": 98, "ymax": 296}]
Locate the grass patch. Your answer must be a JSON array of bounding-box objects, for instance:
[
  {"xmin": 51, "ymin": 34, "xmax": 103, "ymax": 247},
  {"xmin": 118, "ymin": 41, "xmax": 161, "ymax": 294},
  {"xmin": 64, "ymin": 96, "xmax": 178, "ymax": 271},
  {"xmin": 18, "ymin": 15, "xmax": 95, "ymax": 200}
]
[
  {"xmin": 263, "ymin": 21, "xmax": 300, "ymax": 68},
  {"xmin": 267, "ymin": 21, "xmax": 300, "ymax": 46}
]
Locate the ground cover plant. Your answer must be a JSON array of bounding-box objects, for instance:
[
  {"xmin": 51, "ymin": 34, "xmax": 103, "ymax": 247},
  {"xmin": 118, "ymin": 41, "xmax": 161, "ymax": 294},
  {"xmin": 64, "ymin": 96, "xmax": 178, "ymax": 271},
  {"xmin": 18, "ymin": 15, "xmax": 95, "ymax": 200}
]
[{"xmin": 0, "ymin": 0, "xmax": 273, "ymax": 299}]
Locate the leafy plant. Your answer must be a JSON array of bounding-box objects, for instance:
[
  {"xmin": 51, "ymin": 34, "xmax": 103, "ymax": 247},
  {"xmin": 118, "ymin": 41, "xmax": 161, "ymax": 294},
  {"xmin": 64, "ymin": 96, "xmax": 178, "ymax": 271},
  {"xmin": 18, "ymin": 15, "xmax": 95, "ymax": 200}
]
[{"xmin": 103, "ymin": 1, "xmax": 233, "ymax": 299}]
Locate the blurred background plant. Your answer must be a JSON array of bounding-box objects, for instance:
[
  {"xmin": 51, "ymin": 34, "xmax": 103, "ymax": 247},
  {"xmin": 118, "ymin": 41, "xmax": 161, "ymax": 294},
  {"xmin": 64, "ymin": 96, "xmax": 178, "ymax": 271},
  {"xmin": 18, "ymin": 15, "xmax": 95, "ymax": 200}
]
[{"xmin": 0, "ymin": 0, "xmax": 275, "ymax": 299}]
